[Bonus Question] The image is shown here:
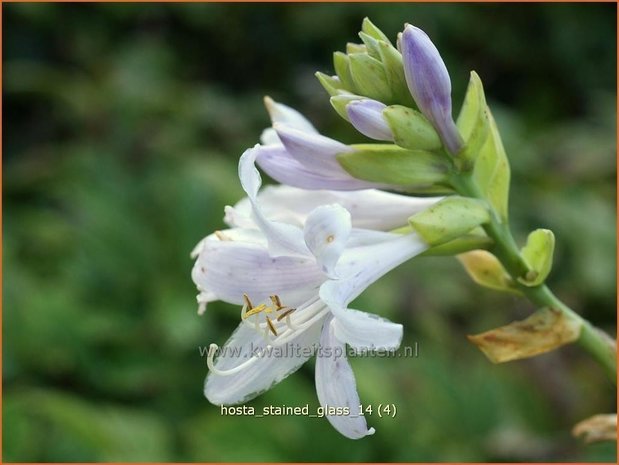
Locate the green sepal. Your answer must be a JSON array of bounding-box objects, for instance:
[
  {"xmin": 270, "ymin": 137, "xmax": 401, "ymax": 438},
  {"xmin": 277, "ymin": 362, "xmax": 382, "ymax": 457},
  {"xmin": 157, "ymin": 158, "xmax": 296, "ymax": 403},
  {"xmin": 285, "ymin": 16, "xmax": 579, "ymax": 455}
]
[
  {"xmin": 315, "ymin": 72, "xmax": 345, "ymax": 97},
  {"xmin": 358, "ymin": 32, "xmax": 381, "ymax": 60},
  {"xmin": 518, "ymin": 229, "xmax": 555, "ymax": 286},
  {"xmin": 458, "ymin": 250, "xmax": 521, "ymax": 294},
  {"xmin": 330, "ymin": 94, "xmax": 364, "ymax": 121},
  {"xmin": 456, "ymin": 71, "xmax": 490, "ymax": 167},
  {"xmin": 346, "ymin": 42, "xmax": 367, "ymax": 54},
  {"xmin": 361, "ymin": 17, "xmax": 391, "ymax": 43},
  {"xmin": 408, "ymin": 196, "xmax": 491, "ymax": 246},
  {"xmin": 377, "ymin": 40, "xmax": 413, "ymax": 106},
  {"xmin": 348, "ymin": 53, "xmax": 392, "ymax": 103},
  {"xmin": 333, "ymin": 52, "xmax": 357, "ymax": 92},
  {"xmin": 337, "ymin": 144, "xmax": 452, "ymax": 193},
  {"xmin": 382, "ymin": 105, "xmax": 442, "ymax": 150}
]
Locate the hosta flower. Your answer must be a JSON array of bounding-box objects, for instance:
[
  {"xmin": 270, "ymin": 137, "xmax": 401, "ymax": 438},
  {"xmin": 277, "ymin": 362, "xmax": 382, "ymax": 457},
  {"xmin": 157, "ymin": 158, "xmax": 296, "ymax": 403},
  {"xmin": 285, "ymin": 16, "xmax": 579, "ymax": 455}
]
[
  {"xmin": 401, "ymin": 24, "xmax": 463, "ymax": 155},
  {"xmin": 253, "ymin": 97, "xmax": 387, "ymax": 190},
  {"xmin": 192, "ymin": 148, "xmax": 434, "ymax": 438}
]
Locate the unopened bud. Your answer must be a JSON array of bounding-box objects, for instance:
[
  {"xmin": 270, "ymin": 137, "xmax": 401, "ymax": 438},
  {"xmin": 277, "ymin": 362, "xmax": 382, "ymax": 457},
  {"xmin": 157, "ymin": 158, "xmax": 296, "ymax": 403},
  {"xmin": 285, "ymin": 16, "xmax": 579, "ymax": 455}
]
[{"xmin": 346, "ymin": 99, "xmax": 393, "ymax": 141}]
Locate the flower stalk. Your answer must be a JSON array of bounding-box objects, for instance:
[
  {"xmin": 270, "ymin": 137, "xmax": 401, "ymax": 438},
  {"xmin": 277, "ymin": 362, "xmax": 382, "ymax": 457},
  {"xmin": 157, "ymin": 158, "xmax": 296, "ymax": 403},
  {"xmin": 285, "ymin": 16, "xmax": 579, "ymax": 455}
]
[{"xmin": 451, "ymin": 171, "xmax": 617, "ymax": 382}]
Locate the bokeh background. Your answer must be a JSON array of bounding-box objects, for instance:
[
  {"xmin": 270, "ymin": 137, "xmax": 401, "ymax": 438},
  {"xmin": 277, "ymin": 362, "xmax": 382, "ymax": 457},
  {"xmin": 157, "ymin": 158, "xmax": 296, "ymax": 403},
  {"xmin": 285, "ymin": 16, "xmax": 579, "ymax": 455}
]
[{"xmin": 3, "ymin": 3, "xmax": 617, "ymax": 462}]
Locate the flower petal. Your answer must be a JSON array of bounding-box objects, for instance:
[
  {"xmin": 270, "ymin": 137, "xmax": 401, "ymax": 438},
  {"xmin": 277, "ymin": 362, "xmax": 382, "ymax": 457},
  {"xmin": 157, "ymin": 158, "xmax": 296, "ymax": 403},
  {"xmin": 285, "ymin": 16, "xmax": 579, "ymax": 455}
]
[
  {"xmin": 315, "ymin": 318, "xmax": 375, "ymax": 439},
  {"xmin": 263, "ymin": 96, "xmax": 318, "ymax": 134},
  {"xmin": 346, "ymin": 99, "xmax": 393, "ymax": 141},
  {"xmin": 205, "ymin": 317, "xmax": 323, "ymax": 405},
  {"xmin": 239, "ymin": 146, "xmax": 309, "ymax": 257},
  {"xmin": 274, "ymin": 123, "xmax": 353, "ymax": 174},
  {"xmin": 254, "ymin": 144, "xmax": 375, "ymax": 191},
  {"xmin": 192, "ymin": 238, "xmax": 323, "ymax": 307},
  {"xmin": 227, "ymin": 183, "xmax": 442, "ymax": 231},
  {"xmin": 304, "ymin": 204, "xmax": 352, "ymax": 278}
]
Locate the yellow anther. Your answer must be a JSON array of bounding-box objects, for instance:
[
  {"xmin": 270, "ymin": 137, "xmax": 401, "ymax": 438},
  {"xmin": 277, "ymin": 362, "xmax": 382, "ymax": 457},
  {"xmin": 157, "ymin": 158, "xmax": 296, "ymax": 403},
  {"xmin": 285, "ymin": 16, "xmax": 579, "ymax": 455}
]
[
  {"xmin": 243, "ymin": 293, "xmax": 254, "ymax": 310},
  {"xmin": 276, "ymin": 307, "xmax": 296, "ymax": 321},
  {"xmin": 243, "ymin": 303, "xmax": 268, "ymax": 318},
  {"xmin": 270, "ymin": 295, "xmax": 283, "ymax": 309},
  {"xmin": 266, "ymin": 316, "xmax": 278, "ymax": 336}
]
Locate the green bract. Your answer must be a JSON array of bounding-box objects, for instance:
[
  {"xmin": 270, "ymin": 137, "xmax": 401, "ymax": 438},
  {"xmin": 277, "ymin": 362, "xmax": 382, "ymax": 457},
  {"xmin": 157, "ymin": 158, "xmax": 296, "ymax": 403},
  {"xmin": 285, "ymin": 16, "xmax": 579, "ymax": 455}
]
[
  {"xmin": 458, "ymin": 250, "xmax": 520, "ymax": 294},
  {"xmin": 456, "ymin": 72, "xmax": 510, "ymax": 222},
  {"xmin": 336, "ymin": 144, "xmax": 451, "ymax": 193},
  {"xmin": 518, "ymin": 229, "xmax": 555, "ymax": 286},
  {"xmin": 408, "ymin": 196, "xmax": 490, "ymax": 246},
  {"xmin": 383, "ymin": 105, "xmax": 441, "ymax": 150}
]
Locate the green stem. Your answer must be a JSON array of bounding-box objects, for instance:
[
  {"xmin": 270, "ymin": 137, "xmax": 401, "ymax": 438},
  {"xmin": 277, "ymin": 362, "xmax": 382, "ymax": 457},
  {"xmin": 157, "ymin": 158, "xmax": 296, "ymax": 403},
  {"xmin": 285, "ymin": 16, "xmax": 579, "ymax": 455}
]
[{"xmin": 452, "ymin": 173, "xmax": 617, "ymax": 382}]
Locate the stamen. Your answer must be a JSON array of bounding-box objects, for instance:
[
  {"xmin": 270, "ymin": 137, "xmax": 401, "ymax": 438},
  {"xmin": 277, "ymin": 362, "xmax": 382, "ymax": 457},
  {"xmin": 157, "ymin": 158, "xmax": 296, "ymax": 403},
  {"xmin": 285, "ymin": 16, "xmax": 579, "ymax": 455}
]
[
  {"xmin": 243, "ymin": 303, "xmax": 268, "ymax": 318},
  {"xmin": 214, "ymin": 230, "xmax": 231, "ymax": 241},
  {"xmin": 266, "ymin": 316, "xmax": 278, "ymax": 336},
  {"xmin": 197, "ymin": 301, "xmax": 207, "ymax": 316},
  {"xmin": 206, "ymin": 343, "xmax": 260, "ymax": 376},
  {"xmin": 276, "ymin": 307, "xmax": 296, "ymax": 321},
  {"xmin": 270, "ymin": 295, "xmax": 283, "ymax": 309},
  {"xmin": 243, "ymin": 293, "xmax": 254, "ymax": 310}
]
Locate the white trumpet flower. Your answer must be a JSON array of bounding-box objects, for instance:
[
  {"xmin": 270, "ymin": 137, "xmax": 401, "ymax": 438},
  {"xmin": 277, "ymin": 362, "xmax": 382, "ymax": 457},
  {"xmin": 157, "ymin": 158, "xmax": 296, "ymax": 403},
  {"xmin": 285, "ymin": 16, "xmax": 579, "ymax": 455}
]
[{"xmin": 192, "ymin": 147, "xmax": 433, "ymax": 438}]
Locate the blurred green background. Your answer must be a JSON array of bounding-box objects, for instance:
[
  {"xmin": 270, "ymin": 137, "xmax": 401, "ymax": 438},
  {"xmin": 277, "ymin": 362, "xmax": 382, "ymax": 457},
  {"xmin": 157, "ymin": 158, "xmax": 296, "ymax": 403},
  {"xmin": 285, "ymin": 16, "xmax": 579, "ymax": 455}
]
[{"xmin": 3, "ymin": 3, "xmax": 617, "ymax": 462}]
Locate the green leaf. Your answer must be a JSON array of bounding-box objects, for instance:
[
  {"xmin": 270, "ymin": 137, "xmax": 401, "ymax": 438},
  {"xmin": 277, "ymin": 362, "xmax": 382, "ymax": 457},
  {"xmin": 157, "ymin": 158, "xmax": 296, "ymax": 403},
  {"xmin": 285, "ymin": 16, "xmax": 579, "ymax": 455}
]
[
  {"xmin": 337, "ymin": 144, "xmax": 451, "ymax": 192},
  {"xmin": 383, "ymin": 105, "xmax": 441, "ymax": 150},
  {"xmin": 333, "ymin": 51, "xmax": 357, "ymax": 92},
  {"xmin": 408, "ymin": 196, "xmax": 491, "ymax": 246},
  {"xmin": 474, "ymin": 107, "xmax": 510, "ymax": 222},
  {"xmin": 518, "ymin": 229, "xmax": 555, "ymax": 286},
  {"xmin": 457, "ymin": 250, "xmax": 520, "ymax": 294},
  {"xmin": 456, "ymin": 71, "xmax": 490, "ymax": 164},
  {"xmin": 457, "ymin": 72, "xmax": 511, "ymax": 222},
  {"xmin": 348, "ymin": 53, "xmax": 392, "ymax": 102}
]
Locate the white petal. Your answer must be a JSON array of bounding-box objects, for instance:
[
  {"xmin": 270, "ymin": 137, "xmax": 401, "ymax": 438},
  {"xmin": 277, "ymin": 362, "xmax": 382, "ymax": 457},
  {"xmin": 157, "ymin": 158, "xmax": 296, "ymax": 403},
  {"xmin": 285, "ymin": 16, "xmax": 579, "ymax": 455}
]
[
  {"xmin": 263, "ymin": 96, "xmax": 318, "ymax": 134},
  {"xmin": 315, "ymin": 319, "xmax": 375, "ymax": 439},
  {"xmin": 192, "ymin": 238, "xmax": 323, "ymax": 307},
  {"xmin": 239, "ymin": 146, "xmax": 309, "ymax": 257},
  {"xmin": 260, "ymin": 128, "xmax": 280, "ymax": 146},
  {"xmin": 329, "ymin": 300, "xmax": 402, "ymax": 351},
  {"xmin": 235, "ymin": 184, "xmax": 443, "ymax": 231},
  {"xmin": 304, "ymin": 205, "xmax": 351, "ymax": 278},
  {"xmin": 274, "ymin": 124, "xmax": 353, "ymax": 174},
  {"xmin": 333, "ymin": 233, "xmax": 429, "ymax": 302},
  {"xmin": 205, "ymin": 317, "xmax": 323, "ymax": 405}
]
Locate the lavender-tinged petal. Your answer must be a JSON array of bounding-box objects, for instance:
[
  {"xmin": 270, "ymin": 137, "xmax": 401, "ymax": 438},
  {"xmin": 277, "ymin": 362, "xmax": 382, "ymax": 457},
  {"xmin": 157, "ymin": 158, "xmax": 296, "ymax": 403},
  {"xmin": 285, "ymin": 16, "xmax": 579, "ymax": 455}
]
[
  {"xmin": 315, "ymin": 318, "xmax": 375, "ymax": 439},
  {"xmin": 263, "ymin": 96, "xmax": 318, "ymax": 134},
  {"xmin": 239, "ymin": 147, "xmax": 309, "ymax": 257},
  {"xmin": 253, "ymin": 144, "xmax": 384, "ymax": 191},
  {"xmin": 205, "ymin": 317, "xmax": 323, "ymax": 405},
  {"xmin": 303, "ymin": 204, "xmax": 352, "ymax": 278},
  {"xmin": 346, "ymin": 99, "xmax": 393, "ymax": 141},
  {"xmin": 274, "ymin": 123, "xmax": 353, "ymax": 174},
  {"xmin": 192, "ymin": 237, "xmax": 324, "ymax": 307}
]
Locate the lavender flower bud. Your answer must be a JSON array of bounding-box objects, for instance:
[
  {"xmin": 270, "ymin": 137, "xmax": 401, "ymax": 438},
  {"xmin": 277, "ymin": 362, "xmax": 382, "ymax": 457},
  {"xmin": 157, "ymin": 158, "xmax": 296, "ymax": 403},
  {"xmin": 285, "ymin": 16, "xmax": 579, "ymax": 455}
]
[
  {"xmin": 346, "ymin": 99, "xmax": 393, "ymax": 141},
  {"xmin": 401, "ymin": 24, "xmax": 463, "ymax": 154}
]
